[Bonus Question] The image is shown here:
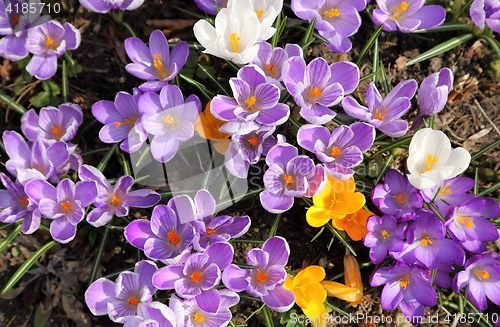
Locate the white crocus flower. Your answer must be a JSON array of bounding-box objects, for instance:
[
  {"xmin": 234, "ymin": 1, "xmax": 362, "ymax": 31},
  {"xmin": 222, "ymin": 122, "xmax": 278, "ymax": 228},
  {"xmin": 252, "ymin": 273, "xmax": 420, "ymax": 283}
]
[
  {"xmin": 406, "ymin": 128, "xmax": 471, "ymax": 190},
  {"xmin": 229, "ymin": 0, "xmax": 283, "ymax": 40},
  {"xmin": 193, "ymin": 0, "xmax": 261, "ymax": 64}
]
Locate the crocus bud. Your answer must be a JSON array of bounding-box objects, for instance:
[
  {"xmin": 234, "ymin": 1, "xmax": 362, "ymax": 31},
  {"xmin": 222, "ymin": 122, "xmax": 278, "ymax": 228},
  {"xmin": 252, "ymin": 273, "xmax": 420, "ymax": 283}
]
[
  {"xmin": 344, "ymin": 253, "xmax": 363, "ymax": 307},
  {"xmin": 320, "ymin": 280, "xmax": 361, "ymax": 304},
  {"xmin": 411, "ymin": 68, "xmax": 454, "ymax": 131}
]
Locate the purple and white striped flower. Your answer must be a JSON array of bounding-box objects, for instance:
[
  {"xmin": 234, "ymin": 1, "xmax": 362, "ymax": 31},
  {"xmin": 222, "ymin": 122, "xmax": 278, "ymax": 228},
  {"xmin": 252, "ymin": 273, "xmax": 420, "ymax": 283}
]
[
  {"xmin": 223, "ymin": 236, "xmax": 295, "ymax": 312},
  {"xmin": 85, "ymin": 260, "xmax": 158, "ymax": 323},
  {"xmin": 25, "ymin": 20, "xmax": 80, "ymax": 80},
  {"xmin": 139, "ymin": 84, "xmax": 201, "ymax": 163},
  {"xmin": 79, "ymin": 0, "xmax": 144, "ymax": 13},
  {"xmin": 283, "ymin": 58, "xmax": 359, "ymax": 124},
  {"xmin": 24, "ymin": 178, "xmax": 97, "ymax": 243},
  {"xmin": 211, "ymin": 65, "xmax": 290, "ymax": 134},
  {"xmin": 92, "ymin": 90, "xmax": 147, "ymax": 153},
  {"xmin": 78, "ymin": 165, "xmax": 161, "ymax": 227},
  {"xmin": 297, "ymin": 122, "xmax": 374, "ymax": 180}
]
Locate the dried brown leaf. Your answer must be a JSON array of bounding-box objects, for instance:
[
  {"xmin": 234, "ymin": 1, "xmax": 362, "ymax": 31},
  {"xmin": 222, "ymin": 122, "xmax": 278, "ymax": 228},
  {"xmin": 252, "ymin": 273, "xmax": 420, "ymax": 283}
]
[
  {"xmin": 61, "ymin": 293, "xmax": 91, "ymax": 327},
  {"xmin": 463, "ymin": 128, "xmax": 492, "ymax": 151},
  {"xmin": 145, "ymin": 19, "xmax": 196, "ymax": 32}
]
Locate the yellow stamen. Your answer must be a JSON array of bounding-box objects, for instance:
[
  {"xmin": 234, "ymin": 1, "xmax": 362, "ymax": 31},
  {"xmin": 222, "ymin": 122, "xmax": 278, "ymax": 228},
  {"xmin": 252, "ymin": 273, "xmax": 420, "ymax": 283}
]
[
  {"xmin": 473, "ymin": 269, "xmax": 490, "ymax": 281},
  {"xmin": 52, "ymin": 125, "xmax": 62, "ymax": 140},
  {"xmin": 256, "ymin": 269, "xmax": 268, "ymax": 282},
  {"xmin": 331, "ymin": 146, "xmax": 341, "ymax": 157},
  {"xmin": 264, "ymin": 64, "xmax": 276, "ymax": 77},
  {"xmin": 153, "ymin": 53, "xmax": 169, "ymax": 79},
  {"xmin": 110, "ymin": 194, "xmax": 121, "ymax": 206},
  {"xmin": 309, "ymin": 86, "xmax": 322, "ymax": 99},
  {"xmin": 45, "ymin": 35, "xmax": 57, "ymax": 50},
  {"xmin": 60, "ymin": 200, "xmax": 72, "ymax": 213},
  {"xmin": 374, "ymin": 107, "xmax": 387, "ymax": 120},
  {"xmin": 393, "ymin": 193, "xmax": 405, "ymax": 205},
  {"xmin": 114, "ymin": 117, "xmax": 137, "ymax": 128},
  {"xmin": 128, "ymin": 297, "xmax": 139, "ymax": 306},
  {"xmin": 323, "ymin": 8, "xmax": 340, "ymax": 18},
  {"xmin": 248, "ymin": 135, "xmax": 258, "ymax": 147},
  {"xmin": 162, "ymin": 115, "xmax": 176, "ymax": 125},
  {"xmin": 439, "ymin": 183, "xmax": 452, "ymax": 195},
  {"xmin": 206, "ymin": 228, "xmax": 215, "ymax": 235},
  {"xmin": 381, "ymin": 230, "xmax": 389, "ymax": 239},
  {"xmin": 18, "ymin": 196, "xmax": 29, "ymax": 206},
  {"xmin": 229, "ymin": 33, "xmax": 241, "ymax": 53},
  {"xmin": 283, "ymin": 174, "xmax": 294, "ymax": 185},
  {"xmin": 255, "ymin": 9, "xmax": 264, "ymax": 19},
  {"xmin": 194, "ymin": 313, "xmax": 205, "ymax": 322},
  {"xmin": 190, "ymin": 271, "xmax": 203, "ymax": 283},
  {"xmin": 167, "ymin": 226, "xmax": 181, "ymax": 245},
  {"xmin": 457, "ymin": 216, "xmax": 474, "ymax": 229},
  {"xmin": 420, "ymin": 236, "xmax": 433, "ymax": 246},
  {"xmin": 424, "ymin": 154, "xmax": 438, "ymax": 172},
  {"xmin": 245, "ymin": 96, "xmax": 257, "ymax": 112},
  {"xmin": 398, "ymin": 275, "xmax": 410, "ymax": 289},
  {"xmin": 392, "ymin": 1, "xmax": 410, "ymax": 19}
]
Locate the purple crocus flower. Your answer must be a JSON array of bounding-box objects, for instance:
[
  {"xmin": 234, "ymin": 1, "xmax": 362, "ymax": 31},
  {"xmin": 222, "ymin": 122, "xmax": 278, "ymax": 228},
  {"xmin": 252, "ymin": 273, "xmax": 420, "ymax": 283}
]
[
  {"xmin": 92, "ymin": 91, "xmax": 147, "ymax": 153},
  {"xmin": 372, "ymin": 0, "xmax": 446, "ymax": 33},
  {"xmin": 211, "ymin": 65, "xmax": 290, "ymax": 135},
  {"xmin": 364, "ymin": 214, "xmax": 405, "ymax": 264},
  {"xmin": 260, "ymin": 137, "xmax": 326, "ymax": 214},
  {"xmin": 397, "ymin": 209, "xmax": 465, "ymax": 270},
  {"xmin": 79, "ymin": 0, "xmax": 144, "ymax": 13},
  {"xmin": 370, "ymin": 264, "xmax": 436, "ymax": 325},
  {"xmin": 445, "ymin": 197, "xmax": 500, "ymax": 253},
  {"xmin": 342, "ymin": 80, "xmax": 417, "ymax": 137},
  {"xmin": 25, "ymin": 20, "xmax": 80, "ymax": 80},
  {"xmin": 225, "ymin": 126, "xmax": 276, "ymax": 178},
  {"xmin": 283, "ymin": 57, "xmax": 359, "ymax": 124},
  {"xmin": 2, "ymin": 131, "xmax": 71, "ymax": 185},
  {"xmin": 190, "ymin": 189, "xmax": 251, "ymax": 252},
  {"xmin": 223, "ymin": 236, "xmax": 295, "ymax": 312},
  {"xmin": 169, "ymin": 290, "xmax": 239, "ymax": 327},
  {"xmin": 471, "ymin": 0, "xmax": 500, "ymax": 33},
  {"xmin": 0, "ymin": 0, "xmax": 51, "ymax": 61},
  {"xmin": 125, "ymin": 30, "xmax": 189, "ymax": 92},
  {"xmin": 291, "ymin": 0, "xmax": 366, "ymax": 52},
  {"xmin": 21, "ymin": 103, "xmax": 83, "ymax": 143},
  {"xmin": 153, "ymin": 242, "xmax": 233, "ymax": 312},
  {"xmin": 24, "ymin": 178, "xmax": 97, "ymax": 243},
  {"xmin": 297, "ymin": 122, "xmax": 375, "ymax": 180},
  {"xmin": 78, "ymin": 165, "xmax": 161, "ymax": 227},
  {"xmin": 250, "ymin": 42, "xmax": 303, "ymax": 90},
  {"xmin": 138, "ymin": 85, "xmax": 201, "ymax": 163},
  {"xmin": 0, "ymin": 172, "xmax": 41, "ymax": 234},
  {"xmin": 85, "ymin": 260, "xmax": 158, "ymax": 323},
  {"xmin": 124, "ymin": 204, "xmax": 195, "ymax": 261},
  {"xmin": 412, "ymin": 68, "xmax": 454, "ymax": 131},
  {"xmin": 420, "ymin": 176, "xmax": 476, "ymax": 215},
  {"xmin": 453, "ymin": 253, "xmax": 500, "ymax": 310},
  {"xmin": 194, "ymin": 0, "xmax": 227, "ymax": 15},
  {"xmin": 123, "ymin": 301, "xmax": 176, "ymax": 327},
  {"xmin": 371, "ymin": 169, "xmax": 423, "ymax": 221}
]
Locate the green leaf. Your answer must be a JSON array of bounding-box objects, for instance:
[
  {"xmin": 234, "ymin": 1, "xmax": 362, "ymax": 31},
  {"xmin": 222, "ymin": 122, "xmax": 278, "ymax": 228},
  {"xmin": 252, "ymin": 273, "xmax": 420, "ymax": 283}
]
[
  {"xmin": 34, "ymin": 302, "xmax": 52, "ymax": 327},
  {"xmin": 97, "ymin": 143, "xmax": 119, "ymax": 172},
  {"xmin": 479, "ymin": 34, "xmax": 500, "ymax": 59},
  {"xmin": 413, "ymin": 22, "xmax": 472, "ymax": 33},
  {"xmin": 300, "ymin": 17, "xmax": 316, "ymax": 52},
  {"xmin": 88, "ymin": 221, "xmax": 111, "ymax": 286},
  {"xmin": 268, "ymin": 214, "xmax": 281, "ymax": 239},
  {"xmin": 62, "ymin": 60, "xmax": 69, "ymax": 103},
  {"xmin": 0, "ymin": 92, "xmax": 27, "ymax": 114},
  {"xmin": 197, "ymin": 64, "xmax": 230, "ymax": 95},
  {"xmin": 41, "ymin": 79, "xmax": 60, "ymax": 95},
  {"xmin": 0, "ymin": 223, "xmax": 22, "ymax": 254},
  {"xmin": 262, "ymin": 305, "xmax": 275, "ymax": 327},
  {"xmin": 180, "ymin": 74, "xmax": 215, "ymax": 101},
  {"xmin": 326, "ymin": 224, "xmax": 357, "ymax": 256},
  {"xmin": 185, "ymin": 50, "xmax": 199, "ymax": 68},
  {"xmin": 355, "ymin": 24, "xmax": 384, "ymax": 66},
  {"xmin": 2, "ymin": 240, "xmax": 56, "ymax": 294},
  {"xmin": 405, "ymin": 34, "xmax": 474, "ymax": 66}
]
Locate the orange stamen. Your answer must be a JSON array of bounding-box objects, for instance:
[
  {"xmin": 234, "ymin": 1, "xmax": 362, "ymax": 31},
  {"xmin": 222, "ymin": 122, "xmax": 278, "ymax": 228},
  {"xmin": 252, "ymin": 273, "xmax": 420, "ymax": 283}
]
[
  {"xmin": 331, "ymin": 146, "xmax": 341, "ymax": 157},
  {"xmin": 167, "ymin": 226, "xmax": 181, "ymax": 245},
  {"xmin": 393, "ymin": 193, "xmax": 405, "ymax": 205},
  {"xmin": 45, "ymin": 35, "xmax": 57, "ymax": 50},
  {"xmin": 114, "ymin": 117, "xmax": 137, "ymax": 128},
  {"xmin": 229, "ymin": 33, "xmax": 241, "ymax": 53},
  {"xmin": 248, "ymin": 135, "xmax": 258, "ymax": 147},
  {"xmin": 194, "ymin": 313, "xmax": 205, "ymax": 322},
  {"xmin": 18, "ymin": 196, "xmax": 29, "ymax": 206},
  {"xmin": 424, "ymin": 154, "xmax": 438, "ymax": 172},
  {"xmin": 128, "ymin": 297, "xmax": 140, "ymax": 306},
  {"xmin": 153, "ymin": 53, "xmax": 169, "ymax": 79},
  {"xmin": 420, "ymin": 236, "xmax": 433, "ymax": 246},
  {"xmin": 60, "ymin": 200, "xmax": 72, "ymax": 212},
  {"xmin": 255, "ymin": 9, "xmax": 264, "ymax": 18},
  {"xmin": 474, "ymin": 269, "xmax": 490, "ymax": 281},
  {"xmin": 190, "ymin": 271, "xmax": 203, "ymax": 283},
  {"xmin": 374, "ymin": 107, "xmax": 387, "ymax": 120},
  {"xmin": 10, "ymin": 14, "xmax": 19, "ymax": 25},
  {"xmin": 381, "ymin": 230, "xmax": 389, "ymax": 239},
  {"xmin": 439, "ymin": 183, "xmax": 452, "ymax": 195},
  {"xmin": 110, "ymin": 194, "xmax": 121, "ymax": 206},
  {"xmin": 206, "ymin": 228, "xmax": 215, "ymax": 235},
  {"xmin": 309, "ymin": 86, "xmax": 322, "ymax": 99},
  {"xmin": 323, "ymin": 8, "xmax": 340, "ymax": 18},
  {"xmin": 256, "ymin": 269, "xmax": 268, "ymax": 282},
  {"xmin": 283, "ymin": 174, "xmax": 294, "ymax": 185},
  {"xmin": 52, "ymin": 125, "xmax": 62, "ymax": 140},
  {"xmin": 457, "ymin": 216, "xmax": 474, "ymax": 229},
  {"xmin": 264, "ymin": 64, "xmax": 276, "ymax": 77},
  {"xmin": 245, "ymin": 96, "xmax": 257, "ymax": 112},
  {"xmin": 392, "ymin": 1, "xmax": 409, "ymax": 19},
  {"xmin": 398, "ymin": 275, "xmax": 410, "ymax": 289}
]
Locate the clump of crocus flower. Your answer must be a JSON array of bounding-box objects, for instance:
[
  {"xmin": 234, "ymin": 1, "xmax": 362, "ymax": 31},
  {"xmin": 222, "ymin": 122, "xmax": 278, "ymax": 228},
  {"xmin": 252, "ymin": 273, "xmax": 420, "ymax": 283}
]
[
  {"xmin": 470, "ymin": 0, "xmax": 500, "ymax": 33},
  {"xmin": 79, "ymin": 0, "xmax": 144, "ymax": 13}
]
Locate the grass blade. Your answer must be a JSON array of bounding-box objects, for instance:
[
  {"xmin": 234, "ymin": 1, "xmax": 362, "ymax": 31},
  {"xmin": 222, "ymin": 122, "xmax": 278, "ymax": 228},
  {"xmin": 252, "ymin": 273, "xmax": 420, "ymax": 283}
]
[
  {"xmin": 268, "ymin": 214, "xmax": 281, "ymax": 239},
  {"xmin": 405, "ymin": 34, "xmax": 474, "ymax": 66},
  {"xmin": 88, "ymin": 221, "xmax": 111, "ymax": 286},
  {"xmin": 326, "ymin": 224, "xmax": 356, "ymax": 256},
  {"xmin": 180, "ymin": 74, "xmax": 215, "ymax": 101},
  {"xmin": 197, "ymin": 64, "xmax": 230, "ymax": 96},
  {"xmin": 413, "ymin": 22, "xmax": 472, "ymax": 33},
  {"xmin": 300, "ymin": 17, "xmax": 316, "ymax": 52},
  {"xmin": 355, "ymin": 24, "xmax": 384, "ymax": 66},
  {"xmin": 0, "ymin": 92, "xmax": 27, "ymax": 115},
  {"xmin": 0, "ymin": 223, "xmax": 22, "ymax": 254},
  {"xmin": 471, "ymin": 138, "xmax": 500, "ymax": 161},
  {"xmin": 479, "ymin": 34, "xmax": 500, "ymax": 59},
  {"xmin": 97, "ymin": 143, "xmax": 119, "ymax": 172},
  {"xmin": 2, "ymin": 240, "xmax": 56, "ymax": 294},
  {"xmin": 261, "ymin": 305, "xmax": 275, "ymax": 327},
  {"xmin": 62, "ymin": 60, "xmax": 69, "ymax": 103}
]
